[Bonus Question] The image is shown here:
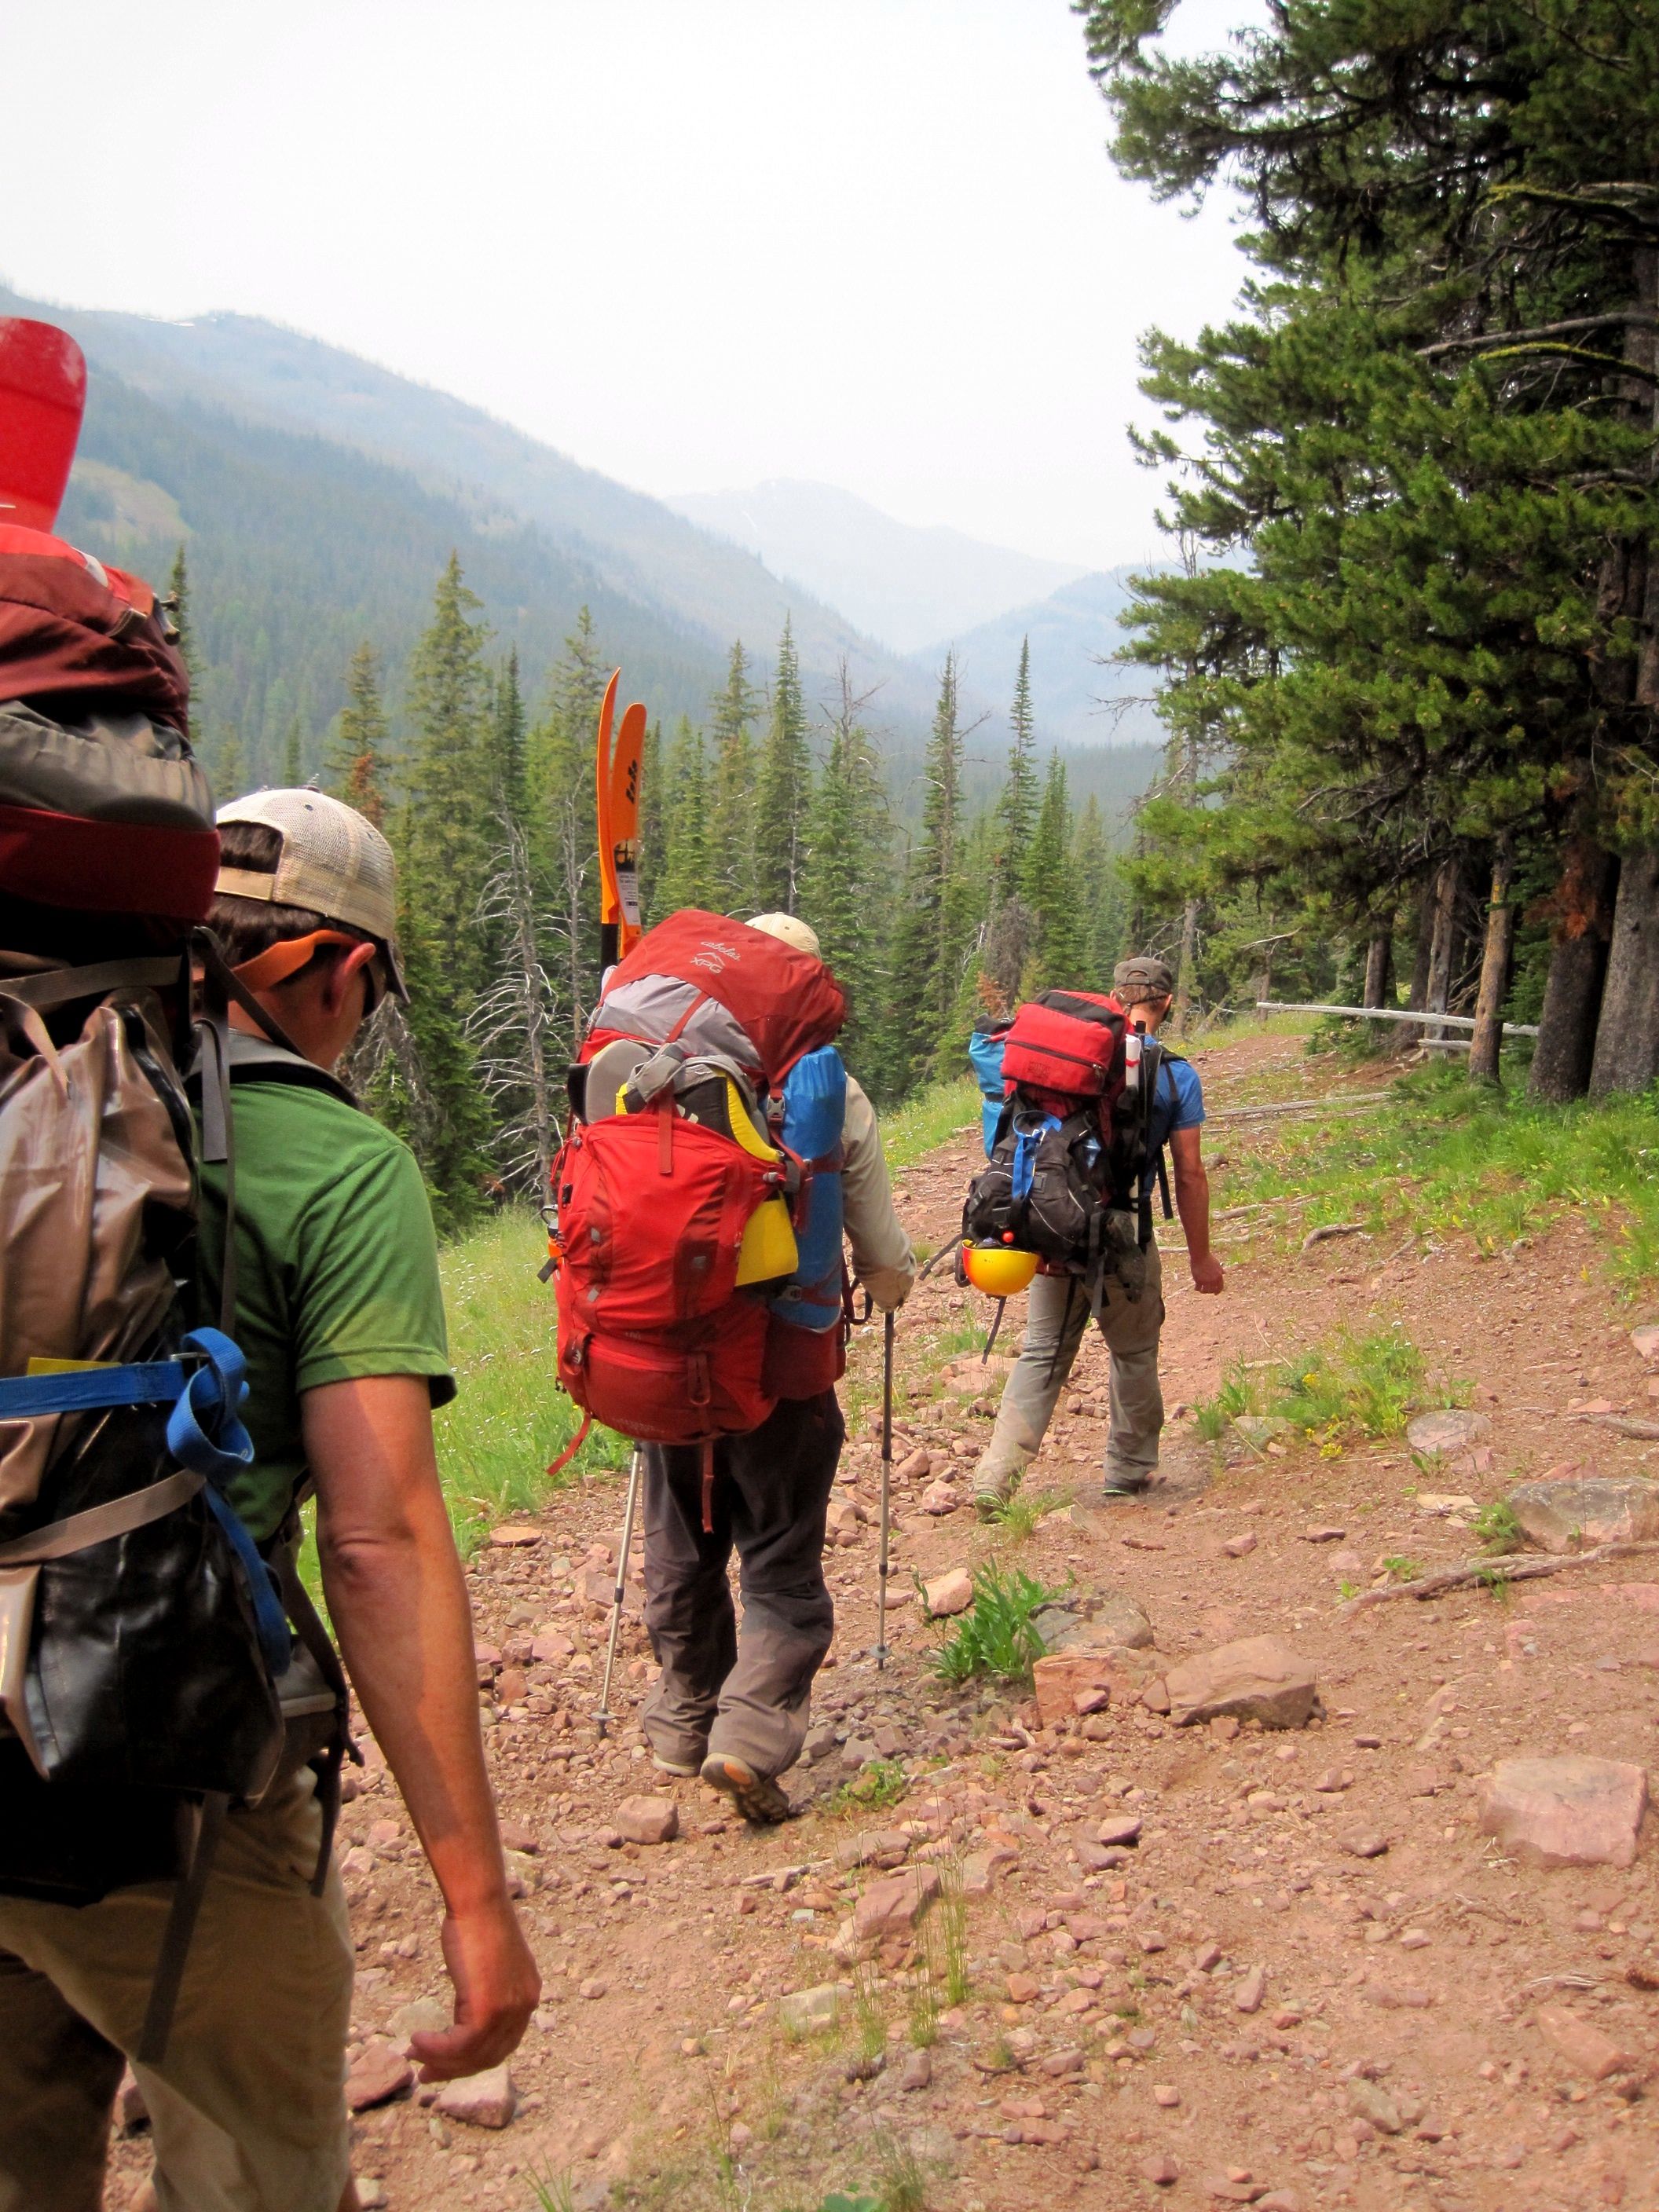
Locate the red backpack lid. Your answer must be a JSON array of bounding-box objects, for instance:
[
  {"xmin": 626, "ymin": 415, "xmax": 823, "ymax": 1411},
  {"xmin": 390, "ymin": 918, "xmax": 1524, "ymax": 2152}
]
[
  {"xmin": 595, "ymin": 910, "xmax": 846, "ymax": 1086},
  {"xmin": 0, "ymin": 320, "xmax": 87, "ymax": 534}
]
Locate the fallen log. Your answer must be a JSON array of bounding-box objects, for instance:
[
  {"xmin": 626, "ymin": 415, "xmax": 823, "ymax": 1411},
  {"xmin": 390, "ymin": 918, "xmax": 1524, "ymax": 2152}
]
[{"xmin": 1339, "ymin": 1538, "xmax": 1659, "ymax": 1616}]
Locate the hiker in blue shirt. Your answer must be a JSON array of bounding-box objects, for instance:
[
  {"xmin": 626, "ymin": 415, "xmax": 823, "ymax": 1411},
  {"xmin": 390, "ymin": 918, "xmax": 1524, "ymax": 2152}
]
[{"xmin": 972, "ymin": 954, "xmax": 1223, "ymax": 1511}]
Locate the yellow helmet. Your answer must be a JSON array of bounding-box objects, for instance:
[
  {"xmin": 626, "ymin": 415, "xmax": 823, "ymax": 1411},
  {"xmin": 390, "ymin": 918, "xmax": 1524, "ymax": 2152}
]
[{"xmin": 961, "ymin": 1241, "xmax": 1038, "ymax": 1298}]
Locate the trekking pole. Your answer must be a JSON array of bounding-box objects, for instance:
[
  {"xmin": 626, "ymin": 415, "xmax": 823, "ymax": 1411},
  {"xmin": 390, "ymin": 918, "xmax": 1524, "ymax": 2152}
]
[
  {"xmin": 876, "ymin": 1308, "xmax": 894, "ymax": 1672},
  {"xmin": 595, "ymin": 1447, "xmax": 643, "ymax": 1738}
]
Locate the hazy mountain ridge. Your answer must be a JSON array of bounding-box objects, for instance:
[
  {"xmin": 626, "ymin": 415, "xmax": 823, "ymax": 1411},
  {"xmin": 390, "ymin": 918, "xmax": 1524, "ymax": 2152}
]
[
  {"xmin": 913, "ymin": 566, "xmax": 1165, "ymax": 750},
  {"xmin": 8, "ymin": 294, "xmax": 926, "ymax": 704},
  {"xmin": 667, "ymin": 478, "xmax": 1086, "ymax": 654},
  {"xmin": 5, "ymin": 285, "xmax": 1159, "ymax": 817}
]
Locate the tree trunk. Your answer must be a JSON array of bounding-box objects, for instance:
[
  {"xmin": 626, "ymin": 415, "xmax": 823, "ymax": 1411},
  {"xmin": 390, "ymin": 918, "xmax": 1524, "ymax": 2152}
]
[
  {"xmin": 1467, "ymin": 840, "xmax": 1516, "ymax": 1083},
  {"xmin": 1173, "ymin": 895, "xmax": 1199, "ymax": 1034},
  {"xmin": 1589, "ymin": 848, "xmax": 1659, "ymax": 1095},
  {"xmin": 1406, "ymin": 881, "xmax": 1436, "ymax": 1011},
  {"xmin": 1423, "ymin": 859, "xmax": 1460, "ymax": 1044},
  {"xmin": 1529, "ymin": 837, "xmax": 1618, "ymax": 1101},
  {"xmin": 1362, "ymin": 929, "xmax": 1393, "ymax": 1009}
]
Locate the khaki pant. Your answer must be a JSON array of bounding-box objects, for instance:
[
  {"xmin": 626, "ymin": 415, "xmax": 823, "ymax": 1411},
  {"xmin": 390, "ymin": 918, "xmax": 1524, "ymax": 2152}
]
[
  {"xmin": 0, "ymin": 1770, "xmax": 353, "ymax": 2212},
  {"xmin": 641, "ymin": 1391, "xmax": 844, "ymax": 1780},
  {"xmin": 976, "ymin": 1241, "xmax": 1166, "ymax": 1500}
]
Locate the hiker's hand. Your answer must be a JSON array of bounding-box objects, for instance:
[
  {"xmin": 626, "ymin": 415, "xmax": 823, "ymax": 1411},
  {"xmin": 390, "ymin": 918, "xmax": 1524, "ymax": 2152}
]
[
  {"xmin": 411, "ymin": 1899, "xmax": 540, "ymax": 2078},
  {"xmin": 864, "ymin": 1264, "xmax": 914, "ymax": 1311},
  {"xmin": 1190, "ymin": 1252, "xmax": 1225, "ymax": 1295}
]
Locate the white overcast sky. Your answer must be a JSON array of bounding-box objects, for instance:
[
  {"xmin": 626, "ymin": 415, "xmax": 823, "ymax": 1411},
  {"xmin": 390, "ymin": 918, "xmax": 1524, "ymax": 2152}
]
[{"xmin": 4, "ymin": 0, "xmax": 1251, "ymax": 571}]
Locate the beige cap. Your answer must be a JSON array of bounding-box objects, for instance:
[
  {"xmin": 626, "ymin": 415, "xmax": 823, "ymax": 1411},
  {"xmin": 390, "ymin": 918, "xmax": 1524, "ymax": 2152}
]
[
  {"xmin": 215, "ymin": 787, "xmax": 407, "ymax": 999},
  {"xmin": 749, "ymin": 910, "xmax": 821, "ymax": 960}
]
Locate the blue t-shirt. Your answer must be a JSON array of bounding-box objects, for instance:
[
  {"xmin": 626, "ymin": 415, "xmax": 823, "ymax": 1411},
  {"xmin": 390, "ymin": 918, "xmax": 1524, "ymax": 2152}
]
[{"xmin": 1144, "ymin": 1052, "xmax": 1205, "ymax": 1195}]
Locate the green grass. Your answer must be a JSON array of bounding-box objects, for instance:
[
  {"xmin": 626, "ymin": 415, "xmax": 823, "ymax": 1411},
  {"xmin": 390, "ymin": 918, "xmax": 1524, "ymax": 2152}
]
[
  {"xmin": 827, "ymin": 1756, "xmax": 910, "ymax": 1817},
  {"xmin": 930, "ymin": 1558, "xmax": 1060, "ymax": 1686},
  {"xmin": 434, "ymin": 1208, "xmax": 624, "ymax": 1553},
  {"xmin": 1471, "ymin": 1497, "xmax": 1523, "ymax": 1554},
  {"xmin": 1218, "ymin": 1064, "xmax": 1659, "ymax": 1291},
  {"xmin": 881, "ymin": 1077, "xmax": 980, "ymax": 1177},
  {"xmin": 1195, "ymin": 1327, "xmax": 1453, "ymax": 1448}
]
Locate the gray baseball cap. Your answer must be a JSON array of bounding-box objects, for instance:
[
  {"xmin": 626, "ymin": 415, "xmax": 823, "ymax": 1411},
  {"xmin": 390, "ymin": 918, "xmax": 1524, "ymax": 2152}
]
[{"xmin": 1114, "ymin": 954, "xmax": 1176, "ymax": 1004}]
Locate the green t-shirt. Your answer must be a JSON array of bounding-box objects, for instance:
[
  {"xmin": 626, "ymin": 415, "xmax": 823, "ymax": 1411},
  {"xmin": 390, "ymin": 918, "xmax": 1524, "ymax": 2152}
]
[{"xmin": 196, "ymin": 1068, "xmax": 456, "ymax": 1544}]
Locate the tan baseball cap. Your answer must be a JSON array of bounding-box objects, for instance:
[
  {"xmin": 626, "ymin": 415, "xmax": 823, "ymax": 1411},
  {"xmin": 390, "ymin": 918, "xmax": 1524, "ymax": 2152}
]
[
  {"xmin": 215, "ymin": 787, "xmax": 408, "ymax": 1000},
  {"xmin": 749, "ymin": 911, "xmax": 822, "ymax": 960}
]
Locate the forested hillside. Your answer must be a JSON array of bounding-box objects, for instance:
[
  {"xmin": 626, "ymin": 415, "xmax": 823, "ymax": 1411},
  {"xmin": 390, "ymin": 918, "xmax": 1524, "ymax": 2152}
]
[
  {"xmin": 1082, "ymin": 0, "xmax": 1659, "ymax": 1102},
  {"xmin": 58, "ymin": 369, "xmax": 729, "ymax": 790},
  {"xmin": 303, "ymin": 570, "xmax": 1144, "ymax": 1229}
]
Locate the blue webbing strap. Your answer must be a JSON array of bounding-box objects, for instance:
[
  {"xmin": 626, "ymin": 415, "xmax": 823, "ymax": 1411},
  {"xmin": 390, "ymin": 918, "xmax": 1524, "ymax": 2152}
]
[
  {"xmin": 1010, "ymin": 1113, "xmax": 1060, "ymax": 1204},
  {"xmin": 0, "ymin": 1328, "xmax": 290, "ymax": 1679},
  {"xmin": 0, "ymin": 1362, "xmax": 190, "ymax": 1418},
  {"xmin": 164, "ymin": 1329, "xmax": 290, "ymax": 1678}
]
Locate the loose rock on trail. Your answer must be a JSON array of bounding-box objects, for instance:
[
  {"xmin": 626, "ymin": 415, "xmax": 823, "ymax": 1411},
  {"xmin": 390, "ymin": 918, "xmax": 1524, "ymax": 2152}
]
[{"xmin": 102, "ymin": 1030, "xmax": 1659, "ymax": 2211}]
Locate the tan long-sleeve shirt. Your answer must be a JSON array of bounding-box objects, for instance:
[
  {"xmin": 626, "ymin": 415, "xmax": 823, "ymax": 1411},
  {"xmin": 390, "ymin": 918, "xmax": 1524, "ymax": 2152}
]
[{"xmin": 840, "ymin": 1074, "xmax": 915, "ymax": 1310}]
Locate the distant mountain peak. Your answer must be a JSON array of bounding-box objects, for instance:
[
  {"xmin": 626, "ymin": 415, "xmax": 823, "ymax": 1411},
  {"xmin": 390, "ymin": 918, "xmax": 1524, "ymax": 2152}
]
[{"xmin": 666, "ymin": 478, "xmax": 1086, "ymax": 655}]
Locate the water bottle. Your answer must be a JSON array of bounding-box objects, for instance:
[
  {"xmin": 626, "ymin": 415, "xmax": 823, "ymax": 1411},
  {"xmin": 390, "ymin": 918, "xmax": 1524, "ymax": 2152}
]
[{"xmin": 1123, "ymin": 1020, "xmax": 1144, "ymax": 1093}]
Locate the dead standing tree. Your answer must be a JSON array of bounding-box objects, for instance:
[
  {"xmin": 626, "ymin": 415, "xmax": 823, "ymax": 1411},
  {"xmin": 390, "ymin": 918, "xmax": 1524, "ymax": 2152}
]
[{"xmin": 468, "ymin": 811, "xmax": 561, "ymax": 1198}]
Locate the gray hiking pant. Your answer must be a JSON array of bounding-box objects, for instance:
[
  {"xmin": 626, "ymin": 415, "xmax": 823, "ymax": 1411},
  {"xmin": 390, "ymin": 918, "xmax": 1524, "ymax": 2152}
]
[
  {"xmin": 976, "ymin": 1240, "xmax": 1166, "ymax": 1499},
  {"xmin": 640, "ymin": 1391, "xmax": 844, "ymax": 1781}
]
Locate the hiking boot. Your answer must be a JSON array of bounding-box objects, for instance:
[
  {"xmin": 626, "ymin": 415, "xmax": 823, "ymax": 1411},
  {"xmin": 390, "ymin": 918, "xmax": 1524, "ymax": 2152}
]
[
  {"xmin": 973, "ymin": 1465, "xmax": 1020, "ymax": 1521},
  {"xmin": 701, "ymin": 1752, "xmax": 792, "ymax": 1826},
  {"xmin": 1100, "ymin": 1474, "xmax": 1151, "ymax": 1502},
  {"xmin": 651, "ymin": 1750, "xmax": 703, "ymax": 1778}
]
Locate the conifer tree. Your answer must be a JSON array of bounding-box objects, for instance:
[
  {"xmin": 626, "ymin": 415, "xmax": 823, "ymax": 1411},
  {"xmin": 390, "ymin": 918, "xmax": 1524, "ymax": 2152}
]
[
  {"xmin": 489, "ymin": 647, "xmax": 527, "ymax": 822},
  {"xmin": 885, "ymin": 654, "xmax": 974, "ymax": 1091},
  {"xmin": 528, "ymin": 606, "xmax": 608, "ymax": 1053},
  {"xmin": 405, "ymin": 553, "xmax": 493, "ymax": 994},
  {"xmin": 657, "ymin": 717, "xmax": 715, "ymax": 914},
  {"xmin": 752, "ymin": 617, "xmax": 812, "ymax": 913},
  {"xmin": 706, "ymin": 643, "xmax": 760, "ymax": 914},
  {"xmin": 992, "ymin": 637, "xmax": 1039, "ymax": 906},
  {"xmin": 799, "ymin": 665, "xmax": 892, "ymax": 1081},
  {"xmin": 281, "ymin": 716, "xmax": 303, "ymax": 787},
  {"xmin": 167, "ymin": 544, "xmax": 202, "ymax": 704},
  {"xmin": 1023, "ymin": 755, "xmax": 1088, "ymax": 988},
  {"xmin": 327, "ymin": 643, "xmax": 391, "ymax": 826}
]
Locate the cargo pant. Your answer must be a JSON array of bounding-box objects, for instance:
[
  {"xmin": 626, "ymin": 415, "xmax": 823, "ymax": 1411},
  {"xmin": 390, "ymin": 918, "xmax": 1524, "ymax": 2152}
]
[
  {"xmin": 975, "ymin": 1240, "xmax": 1165, "ymax": 1503},
  {"xmin": 641, "ymin": 1391, "xmax": 844, "ymax": 1780},
  {"xmin": 0, "ymin": 1769, "xmax": 353, "ymax": 2212}
]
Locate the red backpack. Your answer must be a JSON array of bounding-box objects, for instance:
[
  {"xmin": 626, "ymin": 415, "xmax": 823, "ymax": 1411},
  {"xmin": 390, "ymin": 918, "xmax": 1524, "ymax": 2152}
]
[
  {"xmin": 0, "ymin": 523, "xmax": 214, "ymax": 921},
  {"xmin": 998, "ymin": 987, "xmax": 1131, "ymax": 1117},
  {"xmin": 551, "ymin": 915, "xmax": 845, "ymax": 1458}
]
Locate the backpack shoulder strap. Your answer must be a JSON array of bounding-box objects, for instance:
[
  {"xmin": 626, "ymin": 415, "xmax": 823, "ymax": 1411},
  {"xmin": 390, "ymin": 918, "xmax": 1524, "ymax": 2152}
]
[{"xmin": 223, "ymin": 1030, "xmax": 359, "ymax": 1108}]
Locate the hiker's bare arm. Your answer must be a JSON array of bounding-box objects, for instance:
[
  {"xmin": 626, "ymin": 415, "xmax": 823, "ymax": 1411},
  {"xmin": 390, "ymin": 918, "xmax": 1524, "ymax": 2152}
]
[
  {"xmin": 1169, "ymin": 1126, "xmax": 1223, "ymax": 1294},
  {"xmin": 305, "ymin": 1375, "xmax": 540, "ymax": 2076}
]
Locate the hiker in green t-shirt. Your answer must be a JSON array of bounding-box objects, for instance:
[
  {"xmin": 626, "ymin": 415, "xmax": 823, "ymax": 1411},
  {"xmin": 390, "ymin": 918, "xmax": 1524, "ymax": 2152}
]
[{"xmin": 0, "ymin": 791, "xmax": 538, "ymax": 2212}]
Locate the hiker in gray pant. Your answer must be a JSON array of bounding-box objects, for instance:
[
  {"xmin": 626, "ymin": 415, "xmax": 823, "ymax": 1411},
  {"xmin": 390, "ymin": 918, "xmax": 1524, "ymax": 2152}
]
[
  {"xmin": 975, "ymin": 956, "xmax": 1225, "ymax": 1512},
  {"xmin": 638, "ymin": 913, "xmax": 914, "ymax": 1826}
]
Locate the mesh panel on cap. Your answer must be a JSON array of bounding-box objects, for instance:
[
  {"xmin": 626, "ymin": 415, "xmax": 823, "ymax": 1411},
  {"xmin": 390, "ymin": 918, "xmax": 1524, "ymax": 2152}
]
[{"xmin": 216, "ymin": 789, "xmax": 397, "ymax": 944}]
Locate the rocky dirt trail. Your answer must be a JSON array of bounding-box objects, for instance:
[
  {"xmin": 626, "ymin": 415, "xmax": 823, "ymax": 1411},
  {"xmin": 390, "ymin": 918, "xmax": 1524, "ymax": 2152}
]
[{"xmin": 106, "ymin": 1033, "xmax": 1659, "ymax": 2212}]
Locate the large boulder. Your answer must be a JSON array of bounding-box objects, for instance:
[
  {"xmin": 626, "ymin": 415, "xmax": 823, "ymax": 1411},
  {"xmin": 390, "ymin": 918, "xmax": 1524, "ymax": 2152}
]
[
  {"xmin": 1163, "ymin": 1636, "xmax": 1320, "ymax": 1730},
  {"xmin": 1479, "ymin": 1756, "xmax": 1647, "ymax": 1869},
  {"xmin": 1507, "ymin": 1474, "xmax": 1659, "ymax": 1554}
]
